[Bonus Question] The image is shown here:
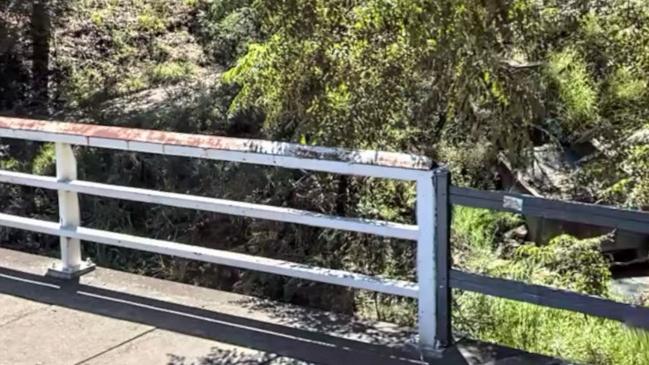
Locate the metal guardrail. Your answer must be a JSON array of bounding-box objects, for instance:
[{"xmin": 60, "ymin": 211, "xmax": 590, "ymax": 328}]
[
  {"xmin": 449, "ymin": 269, "xmax": 649, "ymax": 328},
  {"xmin": 0, "ymin": 117, "xmax": 440, "ymax": 353},
  {"xmin": 2, "ymin": 116, "xmax": 648, "ymax": 353},
  {"xmin": 450, "ymin": 186, "xmax": 649, "ymax": 234},
  {"xmin": 434, "ymin": 179, "xmax": 649, "ymax": 347}
]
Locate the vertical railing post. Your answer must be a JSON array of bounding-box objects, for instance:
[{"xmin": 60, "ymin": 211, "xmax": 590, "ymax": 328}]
[
  {"xmin": 434, "ymin": 168, "xmax": 452, "ymax": 347},
  {"xmin": 416, "ymin": 168, "xmax": 437, "ymax": 354},
  {"xmin": 47, "ymin": 142, "xmax": 94, "ymax": 279}
]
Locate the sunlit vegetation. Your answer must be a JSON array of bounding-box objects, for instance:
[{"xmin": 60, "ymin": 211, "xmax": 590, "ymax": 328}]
[{"xmin": 1, "ymin": 1, "xmax": 649, "ymax": 363}]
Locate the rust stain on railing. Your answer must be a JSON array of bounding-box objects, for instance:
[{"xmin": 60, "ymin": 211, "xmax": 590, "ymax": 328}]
[{"xmin": 0, "ymin": 116, "xmax": 432, "ymax": 170}]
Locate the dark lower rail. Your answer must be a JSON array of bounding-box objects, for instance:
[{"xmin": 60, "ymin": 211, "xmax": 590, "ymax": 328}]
[
  {"xmin": 450, "ymin": 187, "xmax": 649, "ymax": 235},
  {"xmin": 434, "ymin": 177, "xmax": 649, "ymax": 346},
  {"xmin": 450, "ymin": 269, "xmax": 649, "ymax": 330}
]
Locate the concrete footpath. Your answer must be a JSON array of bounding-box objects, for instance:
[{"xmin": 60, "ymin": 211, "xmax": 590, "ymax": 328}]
[{"xmin": 0, "ymin": 247, "xmax": 563, "ymax": 365}]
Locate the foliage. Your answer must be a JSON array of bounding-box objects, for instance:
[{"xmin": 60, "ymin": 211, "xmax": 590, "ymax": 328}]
[
  {"xmin": 584, "ymin": 136, "xmax": 649, "ymax": 209},
  {"xmin": 55, "ymin": 0, "xmax": 205, "ymax": 108},
  {"xmin": 224, "ymin": 0, "xmax": 545, "ymax": 159},
  {"xmin": 547, "ymin": 48, "xmax": 599, "ymax": 127},
  {"xmin": 147, "ymin": 61, "xmax": 197, "ymax": 84},
  {"xmin": 195, "ymin": 0, "xmax": 260, "ymax": 67},
  {"xmin": 624, "ymin": 144, "xmax": 649, "ymax": 208},
  {"xmin": 456, "ymin": 294, "xmax": 649, "ymax": 365},
  {"xmin": 452, "ymin": 207, "xmax": 649, "ymax": 365},
  {"xmin": 2, "ymin": 2, "xmax": 649, "ymax": 364},
  {"xmin": 452, "ymin": 206, "xmax": 523, "ymax": 259},
  {"xmin": 0, "ymin": 1, "xmax": 32, "ymax": 111},
  {"xmin": 31, "ymin": 143, "xmax": 56, "ymax": 175},
  {"xmin": 223, "ymin": 0, "xmax": 649, "ymax": 205},
  {"xmin": 511, "ymin": 234, "xmax": 611, "ymax": 295},
  {"xmin": 567, "ymin": 1, "xmax": 649, "ymax": 208}
]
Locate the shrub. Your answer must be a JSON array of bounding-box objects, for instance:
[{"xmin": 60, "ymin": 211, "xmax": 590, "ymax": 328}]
[
  {"xmin": 148, "ymin": 61, "xmax": 196, "ymax": 84},
  {"xmin": 451, "ymin": 207, "xmax": 649, "ymax": 365},
  {"xmin": 547, "ymin": 48, "xmax": 599, "ymax": 127},
  {"xmin": 196, "ymin": 0, "xmax": 260, "ymax": 67}
]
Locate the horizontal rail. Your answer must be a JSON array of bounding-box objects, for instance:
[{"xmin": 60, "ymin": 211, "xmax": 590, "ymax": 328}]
[
  {"xmin": 0, "ymin": 212, "xmax": 418, "ymax": 298},
  {"xmin": 0, "ymin": 170, "xmax": 418, "ymax": 240},
  {"xmin": 0, "ymin": 117, "xmax": 432, "ymax": 180},
  {"xmin": 0, "ymin": 117, "xmax": 437, "ymax": 351},
  {"xmin": 450, "ymin": 187, "xmax": 649, "ymax": 234},
  {"xmin": 449, "ymin": 269, "xmax": 649, "ymax": 330}
]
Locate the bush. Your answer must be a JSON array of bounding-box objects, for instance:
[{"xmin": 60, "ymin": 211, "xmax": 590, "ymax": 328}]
[
  {"xmin": 196, "ymin": 0, "xmax": 260, "ymax": 67},
  {"xmin": 547, "ymin": 48, "xmax": 599, "ymax": 128},
  {"xmin": 148, "ymin": 61, "xmax": 196, "ymax": 84},
  {"xmin": 451, "ymin": 207, "xmax": 649, "ymax": 364},
  {"xmin": 55, "ymin": 0, "xmax": 201, "ymax": 107}
]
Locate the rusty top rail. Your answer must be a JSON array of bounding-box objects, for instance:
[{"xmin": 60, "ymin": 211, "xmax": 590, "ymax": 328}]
[{"xmin": 0, "ymin": 117, "xmax": 432, "ymax": 172}]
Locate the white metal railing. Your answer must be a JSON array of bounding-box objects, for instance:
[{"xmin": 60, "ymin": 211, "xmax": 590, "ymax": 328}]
[{"xmin": 0, "ymin": 116, "xmax": 440, "ymax": 352}]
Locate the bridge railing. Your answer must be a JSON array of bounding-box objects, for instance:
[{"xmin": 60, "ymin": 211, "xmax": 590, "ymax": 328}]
[
  {"xmin": 3, "ymin": 116, "xmax": 649, "ymax": 354},
  {"xmin": 434, "ymin": 176, "xmax": 649, "ymax": 346},
  {"xmin": 0, "ymin": 117, "xmax": 441, "ymax": 352}
]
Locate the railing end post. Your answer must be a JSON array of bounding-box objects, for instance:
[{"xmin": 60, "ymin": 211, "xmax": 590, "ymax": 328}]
[
  {"xmin": 416, "ymin": 165, "xmax": 453, "ymax": 352},
  {"xmin": 433, "ymin": 167, "xmax": 452, "ymax": 348},
  {"xmin": 415, "ymin": 167, "xmax": 437, "ymax": 352}
]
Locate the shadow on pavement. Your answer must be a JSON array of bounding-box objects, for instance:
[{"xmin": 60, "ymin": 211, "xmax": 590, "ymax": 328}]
[
  {"xmin": 0, "ymin": 266, "xmax": 437, "ymax": 364},
  {"xmin": 0, "ymin": 266, "xmax": 562, "ymax": 365}
]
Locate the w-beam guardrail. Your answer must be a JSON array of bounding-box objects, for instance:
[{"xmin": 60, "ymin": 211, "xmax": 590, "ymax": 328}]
[{"xmin": 0, "ymin": 116, "xmax": 442, "ymax": 353}]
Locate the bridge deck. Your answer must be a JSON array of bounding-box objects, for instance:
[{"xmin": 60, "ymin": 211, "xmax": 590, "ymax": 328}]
[{"xmin": 0, "ymin": 248, "xmax": 560, "ymax": 365}]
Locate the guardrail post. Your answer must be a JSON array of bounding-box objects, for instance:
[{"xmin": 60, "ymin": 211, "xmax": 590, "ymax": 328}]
[
  {"xmin": 416, "ymin": 168, "xmax": 437, "ymax": 355},
  {"xmin": 434, "ymin": 168, "xmax": 452, "ymax": 347},
  {"xmin": 47, "ymin": 142, "xmax": 94, "ymax": 279}
]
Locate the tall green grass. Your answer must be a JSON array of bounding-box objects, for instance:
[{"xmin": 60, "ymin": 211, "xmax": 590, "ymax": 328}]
[{"xmin": 452, "ymin": 206, "xmax": 649, "ymax": 365}]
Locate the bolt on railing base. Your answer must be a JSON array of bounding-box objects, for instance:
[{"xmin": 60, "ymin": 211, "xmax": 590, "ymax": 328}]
[{"xmin": 46, "ymin": 260, "xmax": 96, "ymax": 279}]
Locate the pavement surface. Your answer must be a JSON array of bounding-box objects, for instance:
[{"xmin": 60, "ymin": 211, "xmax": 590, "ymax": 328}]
[{"xmin": 0, "ymin": 247, "xmax": 564, "ymax": 365}]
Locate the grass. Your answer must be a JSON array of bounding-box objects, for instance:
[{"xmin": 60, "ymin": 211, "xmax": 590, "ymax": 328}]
[
  {"xmin": 31, "ymin": 143, "xmax": 55, "ymax": 175},
  {"xmin": 547, "ymin": 48, "xmax": 599, "ymax": 125},
  {"xmin": 455, "ymin": 293, "xmax": 649, "ymax": 365},
  {"xmin": 451, "ymin": 206, "xmax": 649, "ymax": 365},
  {"xmin": 148, "ymin": 61, "xmax": 197, "ymax": 84}
]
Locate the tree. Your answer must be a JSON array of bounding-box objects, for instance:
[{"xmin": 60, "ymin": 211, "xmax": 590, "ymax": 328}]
[
  {"xmin": 31, "ymin": 0, "xmax": 50, "ymax": 111},
  {"xmin": 226, "ymin": 0, "xmax": 649, "ymax": 201},
  {"xmin": 225, "ymin": 1, "xmax": 548, "ymax": 165},
  {"xmin": 0, "ymin": 0, "xmax": 32, "ymax": 111}
]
